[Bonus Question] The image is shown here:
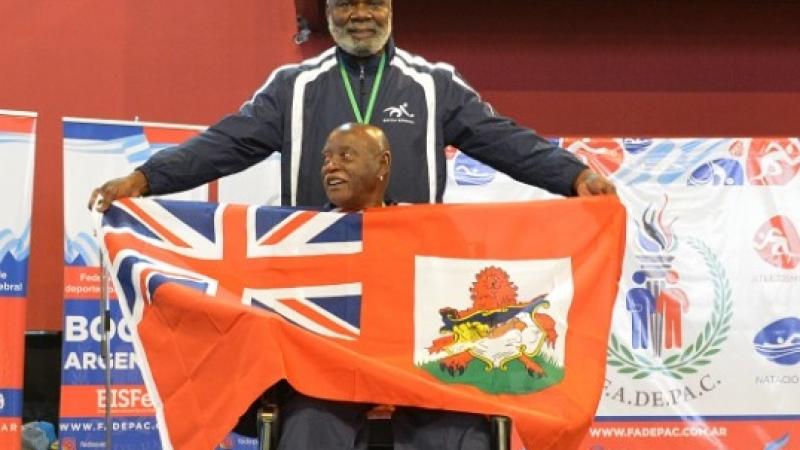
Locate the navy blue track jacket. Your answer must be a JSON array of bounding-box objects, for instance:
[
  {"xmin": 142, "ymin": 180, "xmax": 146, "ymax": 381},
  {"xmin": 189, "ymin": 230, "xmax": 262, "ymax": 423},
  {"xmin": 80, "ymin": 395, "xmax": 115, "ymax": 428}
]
[{"xmin": 138, "ymin": 39, "xmax": 587, "ymax": 206}]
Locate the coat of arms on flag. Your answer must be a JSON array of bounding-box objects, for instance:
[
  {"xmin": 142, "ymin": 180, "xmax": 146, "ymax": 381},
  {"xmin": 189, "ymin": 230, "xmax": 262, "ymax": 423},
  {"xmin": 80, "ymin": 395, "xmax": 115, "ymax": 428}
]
[
  {"xmin": 415, "ymin": 258, "xmax": 573, "ymax": 394},
  {"xmin": 99, "ymin": 197, "xmax": 626, "ymax": 450}
]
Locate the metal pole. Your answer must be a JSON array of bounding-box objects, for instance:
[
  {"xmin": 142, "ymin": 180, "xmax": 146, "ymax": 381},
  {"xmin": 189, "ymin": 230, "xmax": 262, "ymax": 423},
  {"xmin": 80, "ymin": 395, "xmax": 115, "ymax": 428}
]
[{"xmin": 99, "ymin": 249, "xmax": 113, "ymax": 449}]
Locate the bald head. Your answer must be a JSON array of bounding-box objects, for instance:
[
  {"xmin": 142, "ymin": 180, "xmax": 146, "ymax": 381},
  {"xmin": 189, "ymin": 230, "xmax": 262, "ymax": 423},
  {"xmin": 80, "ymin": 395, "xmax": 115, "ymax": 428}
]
[
  {"xmin": 321, "ymin": 123, "xmax": 392, "ymax": 211},
  {"xmin": 331, "ymin": 123, "xmax": 390, "ymax": 153}
]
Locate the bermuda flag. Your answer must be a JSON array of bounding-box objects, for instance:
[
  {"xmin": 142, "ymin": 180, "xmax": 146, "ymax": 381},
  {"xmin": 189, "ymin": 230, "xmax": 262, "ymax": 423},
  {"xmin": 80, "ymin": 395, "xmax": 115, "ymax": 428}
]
[{"xmin": 98, "ymin": 197, "xmax": 626, "ymax": 450}]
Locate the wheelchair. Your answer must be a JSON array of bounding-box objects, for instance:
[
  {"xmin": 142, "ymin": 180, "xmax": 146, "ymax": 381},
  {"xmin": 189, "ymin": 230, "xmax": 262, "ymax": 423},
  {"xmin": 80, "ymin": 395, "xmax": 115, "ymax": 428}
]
[{"xmin": 256, "ymin": 402, "xmax": 512, "ymax": 450}]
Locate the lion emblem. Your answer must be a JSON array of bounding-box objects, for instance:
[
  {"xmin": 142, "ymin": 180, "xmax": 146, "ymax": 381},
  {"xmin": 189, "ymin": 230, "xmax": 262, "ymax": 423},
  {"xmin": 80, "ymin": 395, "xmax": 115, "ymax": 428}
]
[{"xmin": 426, "ymin": 266, "xmax": 558, "ymax": 378}]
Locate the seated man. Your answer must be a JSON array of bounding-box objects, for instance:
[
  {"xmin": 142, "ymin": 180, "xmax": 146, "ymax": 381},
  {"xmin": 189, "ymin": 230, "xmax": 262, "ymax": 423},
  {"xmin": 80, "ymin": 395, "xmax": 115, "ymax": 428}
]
[
  {"xmin": 320, "ymin": 122, "xmax": 392, "ymax": 212},
  {"xmin": 272, "ymin": 123, "xmax": 491, "ymax": 449}
]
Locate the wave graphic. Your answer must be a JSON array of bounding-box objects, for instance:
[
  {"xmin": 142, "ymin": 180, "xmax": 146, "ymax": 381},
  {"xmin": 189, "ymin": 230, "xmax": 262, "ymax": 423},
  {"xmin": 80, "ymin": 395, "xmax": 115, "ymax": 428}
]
[
  {"xmin": 454, "ymin": 154, "xmax": 496, "ymax": 186},
  {"xmin": 0, "ymin": 221, "xmax": 31, "ymax": 261},
  {"xmin": 0, "ymin": 135, "xmax": 35, "ymax": 145},
  {"xmin": 614, "ymin": 139, "xmax": 727, "ymax": 185},
  {"xmin": 754, "ymin": 340, "xmax": 800, "ymax": 364},
  {"xmin": 64, "ymin": 232, "xmax": 100, "ymax": 267},
  {"xmin": 65, "ymin": 133, "xmax": 153, "ymax": 165},
  {"xmin": 0, "ymin": 222, "xmax": 30, "ymax": 296}
]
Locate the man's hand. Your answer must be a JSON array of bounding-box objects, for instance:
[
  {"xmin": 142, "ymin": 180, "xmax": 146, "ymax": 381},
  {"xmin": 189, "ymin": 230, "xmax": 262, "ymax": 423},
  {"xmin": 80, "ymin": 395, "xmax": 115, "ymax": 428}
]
[
  {"xmin": 88, "ymin": 170, "xmax": 150, "ymax": 212},
  {"xmin": 573, "ymin": 168, "xmax": 617, "ymax": 197}
]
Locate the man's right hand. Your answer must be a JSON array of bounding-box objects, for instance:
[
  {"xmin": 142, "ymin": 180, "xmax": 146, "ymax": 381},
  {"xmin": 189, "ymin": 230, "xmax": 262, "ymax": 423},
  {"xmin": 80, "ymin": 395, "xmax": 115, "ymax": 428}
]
[{"xmin": 88, "ymin": 170, "xmax": 150, "ymax": 212}]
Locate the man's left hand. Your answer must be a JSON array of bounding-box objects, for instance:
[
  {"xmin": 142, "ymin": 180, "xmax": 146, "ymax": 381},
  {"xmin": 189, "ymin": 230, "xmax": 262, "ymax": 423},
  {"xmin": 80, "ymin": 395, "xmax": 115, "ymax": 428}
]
[{"xmin": 573, "ymin": 168, "xmax": 617, "ymax": 197}]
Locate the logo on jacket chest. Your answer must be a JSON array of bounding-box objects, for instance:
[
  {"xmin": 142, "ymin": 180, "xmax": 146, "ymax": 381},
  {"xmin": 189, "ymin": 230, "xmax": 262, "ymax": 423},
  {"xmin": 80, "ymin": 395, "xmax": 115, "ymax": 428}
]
[{"xmin": 382, "ymin": 102, "xmax": 416, "ymax": 125}]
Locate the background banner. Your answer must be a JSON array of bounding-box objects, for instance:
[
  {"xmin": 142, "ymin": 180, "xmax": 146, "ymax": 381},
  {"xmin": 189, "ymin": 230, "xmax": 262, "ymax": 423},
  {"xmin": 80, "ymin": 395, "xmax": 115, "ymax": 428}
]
[
  {"xmin": 445, "ymin": 138, "xmax": 800, "ymax": 449},
  {"xmin": 60, "ymin": 118, "xmax": 257, "ymax": 450},
  {"xmin": 217, "ymin": 152, "xmax": 281, "ymax": 206},
  {"xmin": 0, "ymin": 109, "xmax": 37, "ymax": 449},
  {"xmin": 59, "ymin": 129, "xmax": 800, "ymax": 448}
]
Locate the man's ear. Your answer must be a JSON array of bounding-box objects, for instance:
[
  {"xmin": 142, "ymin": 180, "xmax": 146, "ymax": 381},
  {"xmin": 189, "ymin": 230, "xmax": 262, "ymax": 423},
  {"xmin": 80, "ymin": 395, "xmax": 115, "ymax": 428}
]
[{"xmin": 379, "ymin": 151, "xmax": 391, "ymax": 178}]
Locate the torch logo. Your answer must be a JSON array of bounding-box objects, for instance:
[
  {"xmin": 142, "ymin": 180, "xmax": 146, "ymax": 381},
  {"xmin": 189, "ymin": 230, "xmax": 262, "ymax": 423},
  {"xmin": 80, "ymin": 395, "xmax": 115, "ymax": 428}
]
[
  {"xmin": 627, "ymin": 196, "xmax": 686, "ymax": 356},
  {"xmin": 607, "ymin": 195, "xmax": 732, "ymax": 380}
]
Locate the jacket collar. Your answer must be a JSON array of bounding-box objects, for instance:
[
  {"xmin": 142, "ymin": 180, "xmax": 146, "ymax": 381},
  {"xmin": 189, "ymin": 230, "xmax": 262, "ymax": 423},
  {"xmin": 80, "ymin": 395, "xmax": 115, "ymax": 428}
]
[{"xmin": 336, "ymin": 37, "xmax": 396, "ymax": 75}]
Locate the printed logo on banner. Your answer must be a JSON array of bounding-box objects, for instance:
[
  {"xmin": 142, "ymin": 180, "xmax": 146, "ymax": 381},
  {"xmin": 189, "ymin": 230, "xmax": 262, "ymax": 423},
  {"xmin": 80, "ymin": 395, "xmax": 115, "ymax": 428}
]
[
  {"xmin": 613, "ymin": 139, "xmax": 736, "ymax": 186},
  {"xmin": 218, "ymin": 435, "xmax": 235, "ymax": 449},
  {"xmin": 622, "ymin": 138, "xmax": 652, "ymax": 154},
  {"xmin": 746, "ymin": 138, "xmax": 800, "ymax": 186},
  {"xmin": 0, "ymin": 389, "xmax": 21, "ymax": 418},
  {"xmin": 753, "ymin": 216, "xmax": 800, "ymax": 270},
  {"xmin": 449, "ymin": 139, "xmax": 562, "ymax": 186},
  {"xmin": 215, "ymin": 433, "xmax": 258, "ymax": 450},
  {"xmin": 605, "ymin": 196, "xmax": 732, "ymax": 407},
  {"xmin": 414, "ymin": 258, "xmax": 573, "ymax": 394},
  {"xmin": 686, "ymin": 140, "xmax": 746, "ymax": 187},
  {"xmin": 687, "ymin": 158, "xmax": 744, "ymax": 186},
  {"xmin": 562, "ymin": 138, "xmax": 624, "ymax": 177},
  {"xmin": 61, "ymin": 437, "xmax": 77, "ymax": 450},
  {"xmin": 753, "ymin": 317, "xmax": 800, "ymax": 366},
  {"xmin": 454, "ymin": 153, "xmax": 496, "ymax": 186},
  {"xmin": 765, "ymin": 433, "xmax": 791, "ymax": 450}
]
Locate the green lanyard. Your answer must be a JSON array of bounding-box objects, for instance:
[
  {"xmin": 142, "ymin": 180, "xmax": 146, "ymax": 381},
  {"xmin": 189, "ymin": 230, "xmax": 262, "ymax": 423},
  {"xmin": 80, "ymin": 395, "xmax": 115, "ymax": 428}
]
[{"xmin": 338, "ymin": 52, "xmax": 386, "ymax": 124}]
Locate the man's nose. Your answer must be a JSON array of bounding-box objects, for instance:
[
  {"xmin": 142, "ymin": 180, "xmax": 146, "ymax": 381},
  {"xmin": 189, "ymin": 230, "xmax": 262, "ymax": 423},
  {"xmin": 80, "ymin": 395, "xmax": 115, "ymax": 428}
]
[
  {"xmin": 350, "ymin": 2, "xmax": 372, "ymax": 20},
  {"xmin": 322, "ymin": 157, "xmax": 339, "ymax": 172}
]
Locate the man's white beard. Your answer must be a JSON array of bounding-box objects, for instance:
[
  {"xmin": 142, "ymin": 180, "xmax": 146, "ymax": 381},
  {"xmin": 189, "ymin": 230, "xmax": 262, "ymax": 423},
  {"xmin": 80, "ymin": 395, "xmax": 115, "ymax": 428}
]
[{"xmin": 328, "ymin": 16, "xmax": 392, "ymax": 57}]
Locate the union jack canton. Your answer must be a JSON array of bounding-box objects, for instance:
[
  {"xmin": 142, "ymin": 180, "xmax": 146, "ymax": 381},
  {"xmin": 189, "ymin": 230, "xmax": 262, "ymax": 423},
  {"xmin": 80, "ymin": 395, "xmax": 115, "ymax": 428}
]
[{"xmin": 102, "ymin": 198, "xmax": 364, "ymax": 341}]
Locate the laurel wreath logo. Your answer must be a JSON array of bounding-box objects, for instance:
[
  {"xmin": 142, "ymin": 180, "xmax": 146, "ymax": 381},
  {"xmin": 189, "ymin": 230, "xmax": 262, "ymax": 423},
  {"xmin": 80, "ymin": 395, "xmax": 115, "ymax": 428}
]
[{"xmin": 607, "ymin": 237, "xmax": 733, "ymax": 380}]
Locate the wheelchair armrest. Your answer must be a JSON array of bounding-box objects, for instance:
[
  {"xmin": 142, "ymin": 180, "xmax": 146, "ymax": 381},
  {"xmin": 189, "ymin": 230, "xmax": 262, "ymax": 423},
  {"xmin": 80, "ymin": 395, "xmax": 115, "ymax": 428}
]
[
  {"xmin": 256, "ymin": 402, "xmax": 511, "ymax": 450},
  {"xmin": 257, "ymin": 404, "xmax": 279, "ymax": 450},
  {"xmin": 489, "ymin": 415, "xmax": 511, "ymax": 450}
]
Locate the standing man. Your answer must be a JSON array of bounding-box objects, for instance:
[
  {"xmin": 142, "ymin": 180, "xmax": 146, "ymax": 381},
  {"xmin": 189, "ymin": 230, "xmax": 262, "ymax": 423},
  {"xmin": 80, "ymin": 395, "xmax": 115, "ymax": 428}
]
[
  {"xmin": 89, "ymin": 0, "xmax": 614, "ymax": 211},
  {"xmin": 88, "ymin": 2, "xmax": 616, "ymax": 445}
]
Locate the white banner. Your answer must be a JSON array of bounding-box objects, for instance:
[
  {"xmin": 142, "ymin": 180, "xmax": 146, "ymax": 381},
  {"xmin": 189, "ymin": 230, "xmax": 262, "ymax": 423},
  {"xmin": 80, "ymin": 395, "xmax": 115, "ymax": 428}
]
[
  {"xmin": 0, "ymin": 109, "xmax": 37, "ymax": 449},
  {"xmin": 61, "ymin": 118, "xmax": 257, "ymax": 450},
  {"xmin": 442, "ymin": 137, "xmax": 800, "ymax": 449}
]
